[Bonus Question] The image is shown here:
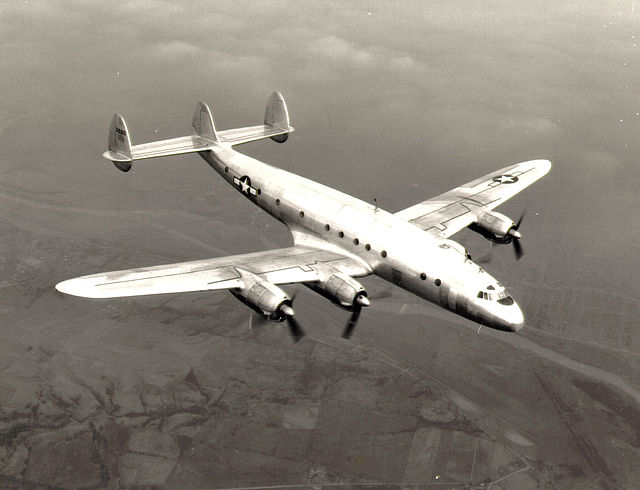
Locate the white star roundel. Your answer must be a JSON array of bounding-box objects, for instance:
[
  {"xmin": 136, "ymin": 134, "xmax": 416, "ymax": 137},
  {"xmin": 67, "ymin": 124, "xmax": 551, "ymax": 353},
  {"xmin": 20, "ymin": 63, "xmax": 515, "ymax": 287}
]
[
  {"xmin": 492, "ymin": 174, "xmax": 519, "ymax": 184},
  {"xmin": 233, "ymin": 175, "xmax": 259, "ymax": 196}
]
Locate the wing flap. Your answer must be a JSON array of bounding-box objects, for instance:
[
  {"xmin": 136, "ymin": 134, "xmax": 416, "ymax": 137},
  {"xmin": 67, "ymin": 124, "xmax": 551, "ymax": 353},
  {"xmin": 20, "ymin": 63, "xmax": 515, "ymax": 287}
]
[
  {"xmin": 395, "ymin": 159, "xmax": 551, "ymax": 237},
  {"xmin": 56, "ymin": 246, "xmax": 368, "ymax": 299}
]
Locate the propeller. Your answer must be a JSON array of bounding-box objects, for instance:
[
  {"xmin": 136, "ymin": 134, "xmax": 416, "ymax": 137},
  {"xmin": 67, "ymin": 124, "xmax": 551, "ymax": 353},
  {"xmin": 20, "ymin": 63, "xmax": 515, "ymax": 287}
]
[
  {"xmin": 508, "ymin": 211, "xmax": 526, "ymax": 260},
  {"xmin": 476, "ymin": 212, "xmax": 526, "ymax": 264},
  {"xmin": 341, "ymin": 294, "xmax": 370, "ymax": 339},
  {"xmin": 282, "ymin": 291, "xmax": 304, "ymax": 343}
]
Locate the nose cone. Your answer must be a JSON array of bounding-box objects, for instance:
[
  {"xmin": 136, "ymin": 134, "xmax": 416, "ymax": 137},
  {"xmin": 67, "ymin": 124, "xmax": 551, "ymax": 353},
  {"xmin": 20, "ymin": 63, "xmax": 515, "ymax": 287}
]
[
  {"xmin": 498, "ymin": 302, "xmax": 525, "ymax": 332},
  {"xmin": 481, "ymin": 298, "xmax": 525, "ymax": 332}
]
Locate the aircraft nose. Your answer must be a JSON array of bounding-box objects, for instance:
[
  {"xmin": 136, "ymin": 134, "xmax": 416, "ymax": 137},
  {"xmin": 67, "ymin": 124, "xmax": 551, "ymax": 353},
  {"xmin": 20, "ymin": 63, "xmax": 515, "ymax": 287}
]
[
  {"xmin": 503, "ymin": 302, "xmax": 525, "ymax": 331},
  {"xmin": 482, "ymin": 298, "xmax": 525, "ymax": 332}
]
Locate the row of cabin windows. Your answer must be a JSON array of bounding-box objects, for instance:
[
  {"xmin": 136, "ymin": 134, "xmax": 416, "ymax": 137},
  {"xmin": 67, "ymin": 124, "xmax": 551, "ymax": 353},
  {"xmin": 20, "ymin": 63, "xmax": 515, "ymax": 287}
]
[
  {"xmin": 293, "ymin": 208, "xmax": 390, "ymax": 259},
  {"xmin": 278, "ymin": 199, "xmax": 442, "ymax": 285}
]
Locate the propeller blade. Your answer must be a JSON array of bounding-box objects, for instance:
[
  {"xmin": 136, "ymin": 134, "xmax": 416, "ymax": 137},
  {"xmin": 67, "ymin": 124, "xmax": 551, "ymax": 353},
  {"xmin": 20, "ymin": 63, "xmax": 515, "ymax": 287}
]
[
  {"xmin": 513, "ymin": 237, "xmax": 524, "ymax": 260},
  {"xmin": 286, "ymin": 315, "xmax": 304, "ymax": 343},
  {"xmin": 342, "ymin": 306, "xmax": 362, "ymax": 339},
  {"xmin": 514, "ymin": 211, "xmax": 526, "ymax": 230}
]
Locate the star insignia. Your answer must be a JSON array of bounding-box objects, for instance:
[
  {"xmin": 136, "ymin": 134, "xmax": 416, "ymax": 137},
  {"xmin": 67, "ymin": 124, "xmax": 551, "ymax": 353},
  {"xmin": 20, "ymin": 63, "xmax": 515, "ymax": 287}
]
[
  {"xmin": 492, "ymin": 174, "xmax": 518, "ymax": 184},
  {"xmin": 233, "ymin": 175, "xmax": 259, "ymax": 197}
]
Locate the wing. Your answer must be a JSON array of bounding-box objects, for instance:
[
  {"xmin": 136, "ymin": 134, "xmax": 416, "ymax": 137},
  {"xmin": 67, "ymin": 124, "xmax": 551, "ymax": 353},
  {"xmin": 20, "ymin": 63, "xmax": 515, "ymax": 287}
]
[
  {"xmin": 394, "ymin": 159, "xmax": 551, "ymax": 238},
  {"xmin": 56, "ymin": 246, "xmax": 369, "ymax": 299}
]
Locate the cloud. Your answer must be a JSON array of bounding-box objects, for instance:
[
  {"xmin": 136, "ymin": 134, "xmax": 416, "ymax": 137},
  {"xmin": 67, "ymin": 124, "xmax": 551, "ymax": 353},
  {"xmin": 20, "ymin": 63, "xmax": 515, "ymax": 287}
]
[
  {"xmin": 139, "ymin": 40, "xmax": 202, "ymax": 61},
  {"xmin": 308, "ymin": 36, "xmax": 374, "ymax": 67}
]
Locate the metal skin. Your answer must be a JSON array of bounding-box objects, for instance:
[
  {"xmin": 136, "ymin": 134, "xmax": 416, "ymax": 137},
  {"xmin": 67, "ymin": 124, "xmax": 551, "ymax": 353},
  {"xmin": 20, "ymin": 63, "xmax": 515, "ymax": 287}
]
[
  {"xmin": 198, "ymin": 141, "xmax": 524, "ymax": 332},
  {"xmin": 57, "ymin": 92, "xmax": 553, "ymax": 335}
]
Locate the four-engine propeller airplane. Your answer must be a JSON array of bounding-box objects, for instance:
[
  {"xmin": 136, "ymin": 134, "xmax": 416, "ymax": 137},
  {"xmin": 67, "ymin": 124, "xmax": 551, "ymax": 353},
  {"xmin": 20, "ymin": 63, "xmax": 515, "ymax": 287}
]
[{"xmin": 56, "ymin": 92, "xmax": 551, "ymax": 341}]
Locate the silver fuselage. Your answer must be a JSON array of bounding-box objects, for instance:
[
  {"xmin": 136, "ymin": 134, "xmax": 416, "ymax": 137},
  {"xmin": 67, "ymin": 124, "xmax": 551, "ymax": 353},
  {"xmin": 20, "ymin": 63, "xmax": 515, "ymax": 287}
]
[{"xmin": 202, "ymin": 144, "xmax": 524, "ymax": 332}]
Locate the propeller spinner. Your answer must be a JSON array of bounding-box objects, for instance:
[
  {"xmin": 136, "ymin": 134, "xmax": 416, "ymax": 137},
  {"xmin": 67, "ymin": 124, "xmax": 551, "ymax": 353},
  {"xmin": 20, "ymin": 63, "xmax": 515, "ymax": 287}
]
[{"xmin": 341, "ymin": 293, "xmax": 371, "ymax": 339}]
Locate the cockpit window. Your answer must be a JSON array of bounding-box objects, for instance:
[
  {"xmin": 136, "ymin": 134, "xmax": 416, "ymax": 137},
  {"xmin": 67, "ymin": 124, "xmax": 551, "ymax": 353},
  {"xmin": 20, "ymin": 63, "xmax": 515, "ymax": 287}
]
[
  {"xmin": 477, "ymin": 289, "xmax": 511, "ymax": 302},
  {"xmin": 497, "ymin": 296, "xmax": 515, "ymax": 305}
]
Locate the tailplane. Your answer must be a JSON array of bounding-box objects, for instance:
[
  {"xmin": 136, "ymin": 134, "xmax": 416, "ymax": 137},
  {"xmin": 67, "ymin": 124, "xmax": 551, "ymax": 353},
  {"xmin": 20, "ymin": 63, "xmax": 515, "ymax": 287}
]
[{"xmin": 103, "ymin": 92, "xmax": 294, "ymax": 172}]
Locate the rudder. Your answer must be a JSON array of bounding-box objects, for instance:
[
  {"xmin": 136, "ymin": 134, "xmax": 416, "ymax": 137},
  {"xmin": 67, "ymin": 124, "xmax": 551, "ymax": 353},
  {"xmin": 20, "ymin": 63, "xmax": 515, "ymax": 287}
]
[
  {"xmin": 105, "ymin": 114, "xmax": 133, "ymax": 172},
  {"xmin": 192, "ymin": 101, "xmax": 218, "ymax": 143},
  {"xmin": 264, "ymin": 91, "xmax": 290, "ymax": 143}
]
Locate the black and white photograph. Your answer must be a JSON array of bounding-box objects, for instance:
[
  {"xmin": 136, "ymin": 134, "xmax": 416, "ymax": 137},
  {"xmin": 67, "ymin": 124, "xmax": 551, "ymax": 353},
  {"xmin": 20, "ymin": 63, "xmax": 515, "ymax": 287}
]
[{"xmin": 1, "ymin": 1, "xmax": 639, "ymax": 488}]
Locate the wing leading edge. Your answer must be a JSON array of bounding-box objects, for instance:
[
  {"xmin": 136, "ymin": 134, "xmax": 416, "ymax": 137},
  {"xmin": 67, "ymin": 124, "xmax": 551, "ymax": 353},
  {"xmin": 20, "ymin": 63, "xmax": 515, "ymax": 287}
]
[
  {"xmin": 394, "ymin": 159, "xmax": 551, "ymax": 238},
  {"xmin": 56, "ymin": 246, "xmax": 370, "ymax": 299}
]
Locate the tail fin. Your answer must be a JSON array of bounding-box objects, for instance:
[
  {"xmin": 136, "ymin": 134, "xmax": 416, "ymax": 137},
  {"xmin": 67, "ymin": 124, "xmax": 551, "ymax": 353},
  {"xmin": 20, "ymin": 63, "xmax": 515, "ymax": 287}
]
[
  {"xmin": 192, "ymin": 101, "xmax": 217, "ymax": 143},
  {"xmin": 103, "ymin": 92, "xmax": 294, "ymax": 171},
  {"xmin": 105, "ymin": 114, "xmax": 133, "ymax": 172},
  {"xmin": 264, "ymin": 91, "xmax": 291, "ymax": 143}
]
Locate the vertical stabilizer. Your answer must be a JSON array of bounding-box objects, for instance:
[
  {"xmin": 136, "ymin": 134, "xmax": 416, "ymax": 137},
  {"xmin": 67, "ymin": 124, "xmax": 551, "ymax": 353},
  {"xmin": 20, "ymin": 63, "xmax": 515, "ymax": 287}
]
[
  {"xmin": 105, "ymin": 114, "xmax": 133, "ymax": 172},
  {"xmin": 264, "ymin": 91, "xmax": 290, "ymax": 143},
  {"xmin": 192, "ymin": 101, "xmax": 218, "ymax": 143}
]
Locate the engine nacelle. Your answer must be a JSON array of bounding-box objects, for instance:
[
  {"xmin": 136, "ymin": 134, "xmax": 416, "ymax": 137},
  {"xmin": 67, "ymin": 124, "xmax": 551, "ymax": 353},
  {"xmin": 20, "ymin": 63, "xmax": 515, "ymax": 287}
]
[
  {"xmin": 306, "ymin": 270, "xmax": 367, "ymax": 310},
  {"xmin": 471, "ymin": 211, "xmax": 516, "ymax": 243},
  {"xmin": 230, "ymin": 269, "xmax": 291, "ymax": 321}
]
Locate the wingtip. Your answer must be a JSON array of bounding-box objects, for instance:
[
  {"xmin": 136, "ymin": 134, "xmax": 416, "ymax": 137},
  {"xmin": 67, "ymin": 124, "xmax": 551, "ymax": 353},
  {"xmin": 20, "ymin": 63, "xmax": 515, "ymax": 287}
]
[
  {"xmin": 55, "ymin": 279, "xmax": 76, "ymax": 296},
  {"xmin": 55, "ymin": 277, "xmax": 103, "ymax": 298},
  {"xmin": 536, "ymin": 159, "xmax": 552, "ymax": 173}
]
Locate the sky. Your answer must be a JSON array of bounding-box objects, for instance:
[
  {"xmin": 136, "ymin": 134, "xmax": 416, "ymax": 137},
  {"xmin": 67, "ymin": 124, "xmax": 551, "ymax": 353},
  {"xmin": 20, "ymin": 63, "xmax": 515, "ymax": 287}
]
[{"xmin": 1, "ymin": 0, "xmax": 638, "ymax": 347}]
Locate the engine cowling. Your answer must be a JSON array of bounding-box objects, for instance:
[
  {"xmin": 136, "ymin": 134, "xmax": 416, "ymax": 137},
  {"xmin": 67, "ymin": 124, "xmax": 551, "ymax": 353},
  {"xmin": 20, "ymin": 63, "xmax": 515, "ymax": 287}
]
[
  {"xmin": 230, "ymin": 269, "xmax": 292, "ymax": 321},
  {"xmin": 471, "ymin": 211, "xmax": 519, "ymax": 243},
  {"xmin": 306, "ymin": 271, "xmax": 367, "ymax": 310}
]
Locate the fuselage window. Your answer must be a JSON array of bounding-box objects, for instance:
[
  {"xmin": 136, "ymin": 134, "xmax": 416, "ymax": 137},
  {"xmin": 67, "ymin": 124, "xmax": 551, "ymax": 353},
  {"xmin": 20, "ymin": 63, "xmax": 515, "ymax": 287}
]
[
  {"xmin": 353, "ymin": 238, "xmax": 359, "ymax": 246},
  {"xmin": 365, "ymin": 244, "xmax": 371, "ymax": 251},
  {"xmin": 299, "ymin": 211, "xmax": 304, "ymax": 218},
  {"xmin": 483, "ymin": 292, "xmax": 489, "ymax": 300},
  {"xmin": 477, "ymin": 291, "xmax": 483, "ymax": 299},
  {"xmin": 325, "ymin": 224, "xmax": 330, "ymax": 231},
  {"xmin": 420, "ymin": 273, "xmax": 426, "ymax": 280},
  {"xmin": 224, "ymin": 166, "xmax": 229, "ymax": 173},
  {"xmin": 435, "ymin": 279, "xmax": 441, "ymax": 286},
  {"xmin": 381, "ymin": 250, "xmax": 387, "ymax": 258},
  {"xmin": 275, "ymin": 198, "xmax": 280, "ymax": 205},
  {"xmin": 338, "ymin": 231, "xmax": 344, "ymax": 238}
]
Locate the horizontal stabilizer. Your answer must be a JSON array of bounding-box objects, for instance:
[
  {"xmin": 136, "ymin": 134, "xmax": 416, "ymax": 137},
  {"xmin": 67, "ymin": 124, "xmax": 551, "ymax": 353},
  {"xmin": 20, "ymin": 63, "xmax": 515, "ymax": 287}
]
[
  {"xmin": 102, "ymin": 103, "xmax": 218, "ymax": 171},
  {"xmin": 102, "ymin": 91, "xmax": 294, "ymax": 171}
]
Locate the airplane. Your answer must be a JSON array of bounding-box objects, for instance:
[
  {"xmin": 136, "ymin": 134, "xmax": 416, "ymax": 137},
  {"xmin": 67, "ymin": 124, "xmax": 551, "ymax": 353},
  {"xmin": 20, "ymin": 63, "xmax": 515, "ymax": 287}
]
[{"xmin": 56, "ymin": 92, "xmax": 551, "ymax": 342}]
